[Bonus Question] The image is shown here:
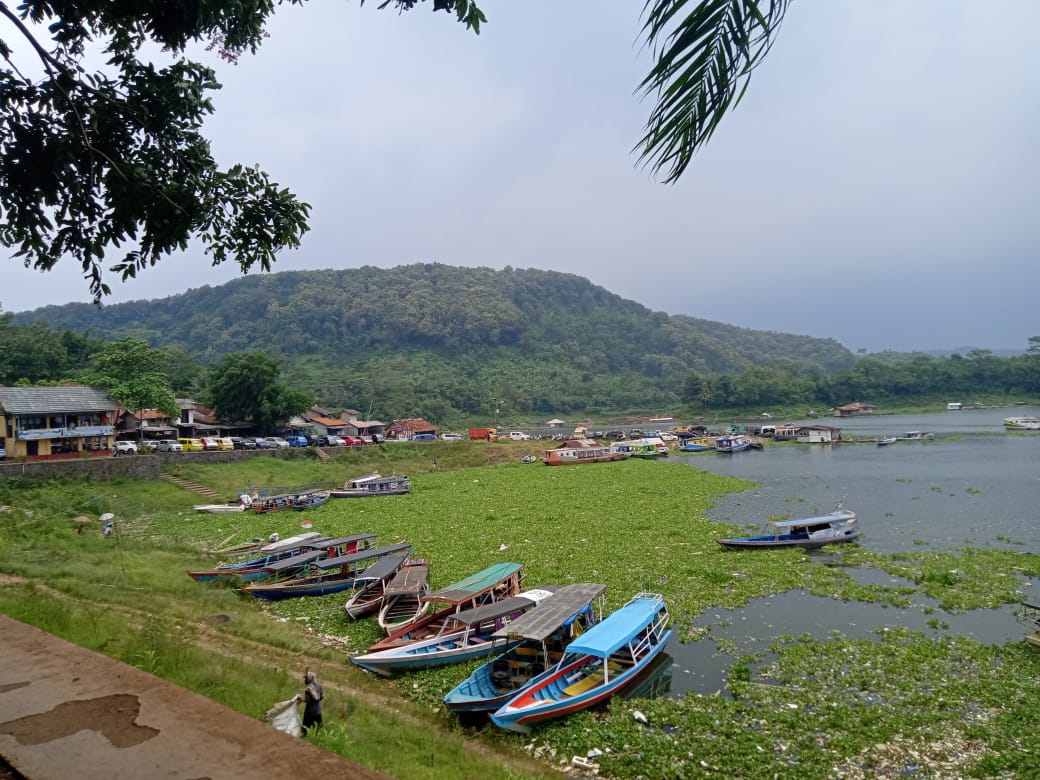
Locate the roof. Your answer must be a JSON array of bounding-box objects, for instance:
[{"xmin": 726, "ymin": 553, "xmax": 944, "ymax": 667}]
[
  {"xmin": 493, "ymin": 583, "xmax": 607, "ymax": 641},
  {"xmin": 262, "ymin": 550, "xmax": 326, "ymax": 573},
  {"xmin": 308, "ymin": 414, "xmax": 350, "ymax": 428},
  {"xmin": 565, "ymin": 594, "xmax": 666, "ymax": 658},
  {"xmin": 352, "ymin": 553, "xmax": 410, "ymax": 584},
  {"xmin": 451, "ymin": 595, "xmax": 536, "ymax": 626},
  {"xmin": 0, "ymin": 386, "xmax": 118, "ymax": 415},
  {"xmin": 769, "ymin": 510, "xmax": 856, "ymax": 529},
  {"xmin": 424, "ymin": 562, "xmax": 524, "ymax": 604},
  {"xmin": 392, "ymin": 418, "xmax": 437, "ymax": 433},
  {"xmin": 313, "ymin": 542, "xmax": 412, "ymax": 571},
  {"xmin": 383, "ymin": 561, "xmax": 429, "ymax": 595},
  {"xmin": 306, "ymin": 534, "xmax": 378, "ymax": 551}
]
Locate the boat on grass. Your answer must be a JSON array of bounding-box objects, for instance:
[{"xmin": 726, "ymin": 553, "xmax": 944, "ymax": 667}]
[
  {"xmin": 715, "ymin": 434, "xmax": 751, "ymax": 453},
  {"xmin": 290, "ymin": 488, "xmax": 331, "ymax": 510},
  {"xmin": 344, "ymin": 553, "xmax": 412, "ymax": 619},
  {"xmin": 716, "ymin": 509, "xmax": 860, "ymax": 550},
  {"xmin": 240, "ymin": 541, "xmax": 411, "ymax": 600},
  {"xmin": 331, "ymin": 472, "xmax": 411, "ymax": 498},
  {"xmin": 1004, "ymin": 417, "xmax": 1040, "ymax": 431},
  {"xmin": 194, "ymin": 501, "xmax": 247, "ymax": 514},
  {"xmin": 351, "ymin": 591, "xmax": 555, "ymax": 677},
  {"xmin": 543, "ymin": 439, "xmax": 625, "ymax": 466},
  {"xmin": 206, "ymin": 530, "xmax": 322, "ymax": 558},
  {"xmin": 368, "ymin": 562, "xmax": 526, "ymax": 652},
  {"xmin": 612, "ymin": 437, "xmax": 668, "ymax": 459},
  {"xmin": 249, "ymin": 492, "xmax": 295, "ymax": 513},
  {"xmin": 490, "ymin": 592, "xmax": 671, "ymax": 733},
  {"xmin": 1018, "ymin": 601, "xmax": 1040, "ymax": 648},
  {"xmin": 377, "ymin": 559, "xmax": 432, "ymax": 634},
  {"xmin": 188, "ymin": 533, "xmax": 376, "ymax": 583},
  {"xmin": 444, "ymin": 583, "xmax": 606, "ymax": 716}
]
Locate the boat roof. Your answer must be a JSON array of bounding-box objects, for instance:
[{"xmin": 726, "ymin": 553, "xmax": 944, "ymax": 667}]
[
  {"xmin": 451, "ymin": 595, "xmax": 536, "ymax": 626},
  {"xmin": 312, "ymin": 541, "xmax": 412, "ymax": 570},
  {"xmin": 258, "ymin": 532, "xmax": 323, "ymax": 552},
  {"xmin": 493, "ymin": 583, "xmax": 607, "ymax": 641},
  {"xmin": 424, "ymin": 562, "xmax": 524, "ymax": 604},
  {"xmin": 307, "ymin": 534, "xmax": 377, "ymax": 551},
  {"xmin": 262, "ymin": 549, "xmax": 326, "ymax": 572},
  {"xmin": 349, "ymin": 552, "xmax": 409, "ymax": 584},
  {"xmin": 347, "ymin": 472, "xmax": 382, "ymax": 484},
  {"xmin": 565, "ymin": 594, "xmax": 665, "ymax": 658},
  {"xmin": 383, "ymin": 561, "xmax": 429, "ymax": 595},
  {"xmin": 768, "ymin": 511, "xmax": 855, "ymax": 529}
]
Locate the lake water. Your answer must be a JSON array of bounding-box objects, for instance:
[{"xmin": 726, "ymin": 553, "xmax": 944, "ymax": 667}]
[{"xmin": 648, "ymin": 407, "xmax": 1040, "ymax": 698}]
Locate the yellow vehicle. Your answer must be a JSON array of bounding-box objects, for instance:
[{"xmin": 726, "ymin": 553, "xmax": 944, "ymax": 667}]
[
  {"xmin": 178, "ymin": 438, "xmax": 205, "ymax": 452},
  {"xmin": 216, "ymin": 437, "xmax": 235, "ymax": 451}
]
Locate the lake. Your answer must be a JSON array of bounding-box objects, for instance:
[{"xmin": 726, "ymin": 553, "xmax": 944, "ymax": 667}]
[{"xmin": 652, "ymin": 406, "xmax": 1040, "ymax": 698}]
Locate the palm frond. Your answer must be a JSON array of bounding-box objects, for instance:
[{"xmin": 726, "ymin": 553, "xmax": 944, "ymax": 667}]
[{"xmin": 636, "ymin": 0, "xmax": 791, "ymax": 183}]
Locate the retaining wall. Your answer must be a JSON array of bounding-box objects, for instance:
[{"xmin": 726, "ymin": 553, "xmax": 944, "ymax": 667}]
[{"xmin": 0, "ymin": 450, "xmax": 285, "ymax": 484}]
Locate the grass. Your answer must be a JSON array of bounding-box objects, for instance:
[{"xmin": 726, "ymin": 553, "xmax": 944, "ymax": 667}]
[{"xmin": 2, "ymin": 441, "xmax": 1039, "ymax": 779}]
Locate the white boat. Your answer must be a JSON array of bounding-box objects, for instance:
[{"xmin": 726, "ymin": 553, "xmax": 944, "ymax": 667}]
[
  {"xmin": 1003, "ymin": 417, "xmax": 1040, "ymax": 431},
  {"xmin": 193, "ymin": 502, "xmax": 246, "ymax": 513},
  {"xmin": 897, "ymin": 431, "xmax": 934, "ymax": 441}
]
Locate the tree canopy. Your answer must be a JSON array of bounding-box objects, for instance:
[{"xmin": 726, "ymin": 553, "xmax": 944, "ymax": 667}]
[
  {"xmin": 1, "ymin": 1, "xmax": 786, "ymax": 299},
  {"xmin": 203, "ymin": 351, "xmax": 313, "ymax": 432},
  {"xmin": 84, "ymin": 338, "xmax": 180, "ymax": 426}
]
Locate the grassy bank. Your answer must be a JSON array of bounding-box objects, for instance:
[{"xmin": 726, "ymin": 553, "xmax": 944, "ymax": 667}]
[{"xmin": 2, "ymin": 442, "xmax": 1039, "ymax": 778}]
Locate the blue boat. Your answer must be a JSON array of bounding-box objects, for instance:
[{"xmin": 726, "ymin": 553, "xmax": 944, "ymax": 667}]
[
  {"xmin": 715, "ymin": 434, "xmax": 751, "ymax": 453},
  {"xmin": 290, "ymin": 488, "xmax": 331, "ymax": 510},
  {"xmin": 186, "ymin": 533, "xmax": 374, "ymax": 582},
  {"xmin": 490, "ymin": 592, "xmax": 671, "ymax": 733},
  {"xmin": 716, "ymin": 509, "xmax": 860, "ymax": 550},
  {"xmin": 444, "ymin": 583, "xmax": 606, "ymax": 716},
  {"xmin": 351, "ymin": 591, "xmax": 553, "ymax": 677}
]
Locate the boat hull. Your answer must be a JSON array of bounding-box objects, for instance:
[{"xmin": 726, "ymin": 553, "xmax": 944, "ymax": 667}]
[
  {"xmin": 717, "ymin": 530, "xmax": 861, "ymax": 550},
  {"xmin": 352, "ymin": 633, "xmax": 518, "ymax": 677}
]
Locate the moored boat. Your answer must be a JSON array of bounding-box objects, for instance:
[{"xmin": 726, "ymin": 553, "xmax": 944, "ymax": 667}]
[
  {"xmin": 344, "ymin": 553, "xmax": 411, "ymax": 619},
  {"xmin": 444, "ymin": 583, "xmax": 606, "ymax": 716},
  {"xmin": 351, "ymin": 591, "xmax": 555, "ymax": 677},
  {"xmin": 676, "ymin": 437, "xmax": 716, "ymax": 452},
  {"xmin": 715, "ymin": 434, "xmax": 751, "ymax": 453},
  {"xmin": 249, "ymin": 492, "xmax": 295, "ymax": 513},
  {"xmin": 876, "ymin": 436, "xmax": 897, "ymax": 446},
  {"xmin": 543, "ymin": 439, "xmax": 623, "ymax": 466},
  {"xmin": 490, "ymin": 592, "xmax": 671, "ymax": 733},
  {"xmin": 290, "ymin": 488, "xmax": 331, "ymax": 510},
  {"xmin": 369, "ymin": 562, "xmax": 526, "ymax": 652},
  {"xmin": 716, "ymin": 508, "xmax": 860, "ymax": 550},
  {"xmin": 378, "ymin": 559, "xmax": 432, "ymax": 634},
  {"xmin": 1003, "ymin": 416, "xmax": 1040, "ymax": 431},
  {"xmin": 898, "ymin": 431, "xmax": 934, "ymax": 441},
  {"xmin": 1018, "ymin": 601, "xmax": 1040, "ymax": 648},
  {"xmin": 193, "ymin": 501, "xmax": 246, "ymax": 514},
  {"xmin": 188, "ymin": 533, "xmax": 376, "ymax": 583},
  {"xmin": 331, "ymin": 472, "xmax": 411, "ymax": 498}
]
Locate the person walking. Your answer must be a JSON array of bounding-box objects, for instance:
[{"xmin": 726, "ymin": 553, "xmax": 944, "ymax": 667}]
[{"xmin": 301, "ymin": 670, "xmax": 323, "ymax": 734}]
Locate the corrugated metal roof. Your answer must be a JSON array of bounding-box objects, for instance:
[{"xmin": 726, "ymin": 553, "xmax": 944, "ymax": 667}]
[{"xmin": 0, "ymin": 386, "xmax": 118, "ymax": 415}]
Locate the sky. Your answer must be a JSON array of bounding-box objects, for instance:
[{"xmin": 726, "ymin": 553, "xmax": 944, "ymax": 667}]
[{"xmin": 4, "ymin": 1, "xmax": 1038, "ymax": 354}]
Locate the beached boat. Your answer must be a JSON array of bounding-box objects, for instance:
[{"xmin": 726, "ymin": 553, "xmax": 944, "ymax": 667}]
[
  {"xmin": 443, "ymin": 583, "xmax": 606, "ymax": 716},
  {"xmin": 331, "ymin": 472, "xmax": 411, "ymax": 498},
  {"xmin": 290, "ymin": 488, "xmax": 331, "ymax": 510},
  {"xmin": 368, "ymin": 562, "xmax": 526, "ymax": 652},
  {"xmin": 344, "ymin": 553, "xmax": 411, "ymax": 619},
  {"xmin": 188, "ymin": 533, "xmax": 376, "ymax": 583},
  {"xmin": 716, "ymin": 509, "xmax": 860, "ymax": 550},
  {"xmin": 543, "ymin": 439, "xmax": 624, "ymax": 466},
  {"xmin": 1003, "ymin": 417, "xmax": 1040, "ymax": 431},
  {"xmin": 898, "ymin": 431, "xmax": 935, "ymax": 441},
  {"xmin": 876, "ymin": 436, "xmax": 897, "ymax": 446},
  {"xmin": 1018, "ymin": 601, "xmax": 1040, "ymax": 648},
  {"xmin": 249, "ymin": 492, "xmax": 295, "ymax": 514},
  {"xmin": 193, "ymin": 501, "xmax": 247, "ymax": 514},
  {"xmin": 715, "ymin": 434, "xmax": 751, "ymax": 453},
  {"xmin": 490, "ymin": 592, "xmax": 671, "ymax": 733},
  {"xmin": 677, "ymin": 437, "xmax": 716, "ymax": 452},
  {"xmin": 240, "ymin": 541, "xmax": 411, "ymax": 600},
  {"xmin": 351, "ymin": 591, "xmax": 555, "ymax": 677},
  {"xmin": 378, "ymin": 559, "xmax": 432, "ymax": 634},
  {"xmin": 614, "ymin": 437, "xmax": 668, "ymax": 459}
]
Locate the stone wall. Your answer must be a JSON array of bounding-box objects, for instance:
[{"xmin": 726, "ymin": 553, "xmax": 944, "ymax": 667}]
[{"xmin": 0, "ymin": 450, "xmax": 284, "ymax": 484}]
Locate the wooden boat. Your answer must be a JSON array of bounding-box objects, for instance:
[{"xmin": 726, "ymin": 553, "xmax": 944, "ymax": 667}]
[
  {"xmin": 351, "ymin": 591, "xmax": 554, "ymax": 677},
  {"xmin": 290, "ymin": 488, "xmax": 331, "ymax": 510},
  {"xmin": 188, "ymin": 533, "xmax": 376, "ymax": 583},
  {"xmin": 344, "ymin": 553, "xmax": 411, "ymax": 619},
  {"xmin": 716, "ymin": 509, "xmax": 860, "ymax": 550},
  {"xmin": 543, "ymin": 439, "xmax": 625, "ymax": 466},
  {"xmin": 1018, "ymin": 601, "xmax": 1040, "ymax": 648},
  {"xmin": 1003, "ymin": 416, "xmax": 1040, "ymax": 431},
  {"xmin": 490, "ymin": 592, "xmax": 671, "ymax": 733},
  {"xmin": 613, "ymin": 437, "xmax": 668, "ymax": 459},
  {"xmin": 377, "ymin": 559, "xmax": 432, "ymax": 634},
  {"xmin": 369, "ymin": 562, "xmax": 526, "ymax": 652},
  {"xmin": 444, "ymin": 583, "xmax": 606, "ymax": 716},
  {"xmin": 715, "ymin": 434, "xmax": 751, "ymax": 453},
  {"xmin": 331, "ymin": 472, "xmax": 411, "ymax": 498},
  {"xmin": 898, "ymin": 431, "xmax": 934, "ymax": 441},
  {"xmin": 249, "ymin": 492, "xmax": 295, "ymax": 514},
  {"xmin": 876, "ymin": 436, "xmax": 897, "ymax": 446},
  {"xmin": 206, "ymin": 530, "xmax": 322, "ymax": 558},
  {"xmin": 677, "ymin": 437, "xmax": 716, "ymax": 452},
  {"xmin": 241, "ymin": 541, "xmax": 411, "ymax": 600},
  {"xmin": 193, "ymin": 501, "xmax": 246, "ymax": 514}
]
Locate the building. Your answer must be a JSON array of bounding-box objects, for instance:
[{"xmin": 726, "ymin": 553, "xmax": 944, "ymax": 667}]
[
  {"xmin": 833, "ymin": 402, "xmax": 875, "ymax": 417},
  {"xmin": 796, "ymin": 425, "xmax": 842, "ymax": 443},
  {"xmin": 0, "ymin": 386, "xmax": 119, "ymax": 459}
]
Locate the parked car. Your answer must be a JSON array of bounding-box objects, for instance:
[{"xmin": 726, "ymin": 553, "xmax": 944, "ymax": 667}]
[
  {"xmin": 113, "ymin": 440, "xmax": 138, "ymax": 455},
  {"xmin": 412, "ymin": 432, "xmax": 435, "ymax": 441},
  {"xmin": 262, "ymin": 436, "xmax": 291, "ymax": 449},
  {"xmin": 322, "ymin": 435, "xmax": 346, "ymax": 446},
  {"xmin": 216, "ymin": 437, "xmax": 235, "ymax": 451},
  {"xmin": 285, "ymin": 435, "xmax": 309, "ymax": 447},
  {"xmin": 155, "ymin": 439, "xmax": 183, "ymax": 452},
  {"xmin": 253, "ymin": 438, "xmax": 277, "ymax": 449},
  {"xmin": 0, "ymin": 445, "xmax": 5, "ymax": 461},
  {"xmin": 198, "ymin": 437, "xmax": 220, "ymax": 451},
  {"xmin": 178, "ymin": 438, "xmax": 205, "ymax": 451},
  {"xmin": 508, "ymin": 431, "xmax": 532, "ymax": 441},
  {"xmin": 440, "ymin": 433, "xmax": 462, "ymax": 441},
  {"xmin": 231, "ymin": 437, "xmax": 256, "ymax": 450},
  {"xmin": 343, "ymin": 435, "xmax": 366, "ymax": 446}
]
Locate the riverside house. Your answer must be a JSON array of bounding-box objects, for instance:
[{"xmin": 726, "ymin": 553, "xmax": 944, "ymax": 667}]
[{"xmin": 0, "ymin": 386, "xmax": 119, "ymax": 459}]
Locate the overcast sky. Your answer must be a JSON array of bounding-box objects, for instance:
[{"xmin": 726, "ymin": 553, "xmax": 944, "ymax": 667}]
[{"xmin": 4, "ymin": 1, "xmax": 1037, "ymax": 353}]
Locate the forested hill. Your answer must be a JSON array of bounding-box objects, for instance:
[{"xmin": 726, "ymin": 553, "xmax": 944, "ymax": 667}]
[{"xmin": 12, "ymin": 264, "xmax": 856, "ymax": 416}]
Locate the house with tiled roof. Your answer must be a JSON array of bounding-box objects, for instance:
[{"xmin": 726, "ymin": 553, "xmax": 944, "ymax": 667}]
[
  {"xmin": 118, "ymin": 408, "xmax": 178, "ymax": 442},
  {"xmin": 388, "ymin": 418, "xmax": 438, "ymax": 440},
  {"xmin": 0, "ymin": 386, "xmax": 119, "ymax": 459},
  {"xmin": 834, "ymin": 402, "xmax": 874, "ymax": 417}
]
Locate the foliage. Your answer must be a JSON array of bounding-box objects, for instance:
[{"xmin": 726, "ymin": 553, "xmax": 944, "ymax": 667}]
[
  {"xmin": 0, "ymin": 310, "xmax": 103, "ymax": 384},
  {"xmin": 83, "ymin": 337, "xmax": 179, "ymax": 418},
  {"xmin": 202, "ymin": 350, "xmax": 313, "ymax": 432}
]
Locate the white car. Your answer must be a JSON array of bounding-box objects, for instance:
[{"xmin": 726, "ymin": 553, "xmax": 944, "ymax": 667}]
[
  {"xmin": 440, "ymin": 433, "xmax": 462, "ymax": 441},
  {"xmin": 508, "ymin": 431, "xmax": 532, "ymax": 441},
  {"xmin": 324, "ymin": 435, "xmax": 346, "ymax": 446},
  {"xmin": 113, "ymin": 440, "xmax": 138, "ymax": 455},
  {"xmin": 155, "ymin": 439, "xmax": 183, "ymax": 452},
  {"xmin": 263, "ymin": 437, "xmax": 291, "ymax": 448}
]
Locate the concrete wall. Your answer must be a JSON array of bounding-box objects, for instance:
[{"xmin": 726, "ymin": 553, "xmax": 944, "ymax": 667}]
[{"xmin": 0, "ymin": 450, "xmax": 285, "ymax": 484}]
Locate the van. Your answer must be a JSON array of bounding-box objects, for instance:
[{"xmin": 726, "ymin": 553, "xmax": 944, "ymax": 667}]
[
  {"xmin": 217, "ymin": 437, "xmax": 235, "ymax": 451},
  {"xmin": 178, "ymin": 438, "xmax": 205, "ymax": 451},
  {"xmin": 508, "ymin": 431, "xmax": 531, "ymax": 441}
]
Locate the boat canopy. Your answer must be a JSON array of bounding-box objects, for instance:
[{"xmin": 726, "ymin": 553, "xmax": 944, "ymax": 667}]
[
  {"xmin": 312, "ymin": 541, "xmax": 412, "ymax": 570},
  {"xmin": 351, "ymin": 553, "xmax": 409, "ymax": 585},
  {"xmin": 307, "ymin": 533, "xmax": 377, "ymax": 551},
  {"xmin": 565, "ymin": 595, "xmax": 664, "ymax": 658},
  {"xmin": 493, "ymin": 583, "xmax": 607, "ymax": 641},
  {"xmin": 383, "ymin": 562, "xmax": 430, "ymax": 595},
  {"xmin": 768, "ymin": 510, "xmax": 855, "ymax": 530},
  {"xmin": 258, "ymin": 531, "xmax": 322, "ymax": 552},
  {"xmin": 262, "ymin": 549, "xmax": 325, "ymax": 573},
  {"xmin": 451, "ymin": 595, "xmax": 537, "ymax": 626},
  {"xmin": 424, "ymin": 562, "xmax": 524, "ymax": 604}
]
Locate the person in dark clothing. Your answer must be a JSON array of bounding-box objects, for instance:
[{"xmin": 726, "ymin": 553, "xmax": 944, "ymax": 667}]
[{"xmin": 301, "ymin": 671, "xmax": 323, "ymax": 734}]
